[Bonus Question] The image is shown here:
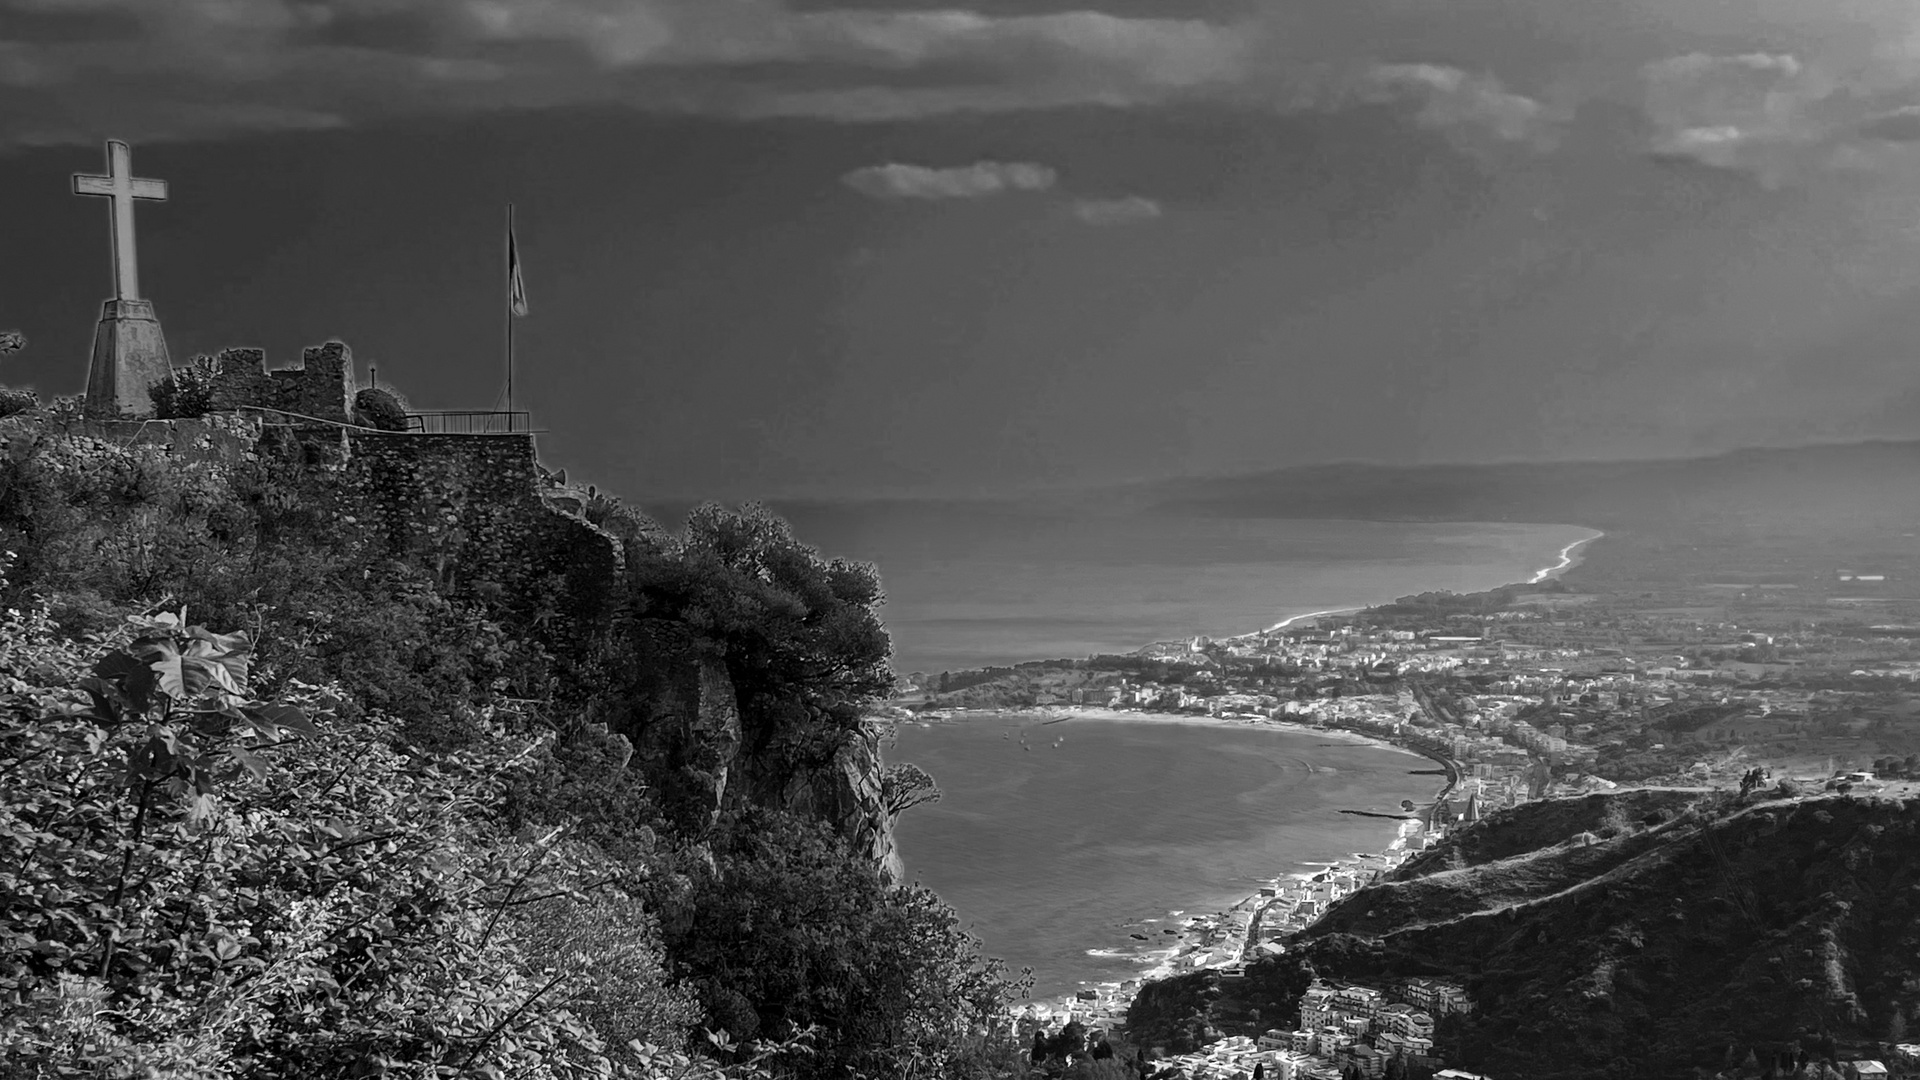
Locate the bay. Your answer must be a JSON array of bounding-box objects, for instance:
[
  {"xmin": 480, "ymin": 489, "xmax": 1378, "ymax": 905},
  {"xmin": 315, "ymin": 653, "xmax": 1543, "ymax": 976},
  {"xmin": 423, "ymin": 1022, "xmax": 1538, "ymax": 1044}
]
[{"xmin": 887, "ymin": 715, "xmax": 1430, "ymax": 999}]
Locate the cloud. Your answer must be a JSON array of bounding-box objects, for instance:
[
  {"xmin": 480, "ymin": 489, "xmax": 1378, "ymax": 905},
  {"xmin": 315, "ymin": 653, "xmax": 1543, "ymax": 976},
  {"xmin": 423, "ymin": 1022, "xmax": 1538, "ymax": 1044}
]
[
  {"xmin": 1859, "ymin": 104, "xmax": 1920, "ymax": 141},
  {"xmin": 1358, "ymin": 63, "xmax": 1560, "ymax": 151},
  {"xmin": 8, "ymin": 0, "xmax": 1918, "ymax": 185},
  {"xmin": 841, "ymin": 161, "xmax": 1057, "ymax": 200},
  {"xmin": 1635, "ymin": 49, "xmax": 1920, "ymax": 181},
  {"xmin": 0, "ymin": 0, "xmax": 1263, "ymax": 143},
  {"xmin": 1070, "ymin": 195, "xmax": 1162, "ymax": 225}
]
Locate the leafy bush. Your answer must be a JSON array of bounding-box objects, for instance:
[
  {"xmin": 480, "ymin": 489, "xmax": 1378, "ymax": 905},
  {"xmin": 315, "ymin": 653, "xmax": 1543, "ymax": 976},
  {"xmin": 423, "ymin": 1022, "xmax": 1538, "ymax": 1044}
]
[
  {"xmin": 0, "ymin": 386, "xmax": 37, "ymax": 418},
  {"xmin": 0, "ymin": 607, "xmax": 693, "ymax": 1077},
  {"xmin": 149, "ymin": 361, "xmax": 216, "ymax": 419},
  {"xmin": 352, "ymin": 387, "xmax": 410, "ymax": 432},
  {"xmin": 656, "ymin": 809, "xmax": 1030, "ymax": 1080},
  {"xmin": 0, "ymin": 417, "xmax": 1012, "ymax": 1079},
  {"xmin": 628, "ymin": 504, "xmax": 894, "ymax": 807}
]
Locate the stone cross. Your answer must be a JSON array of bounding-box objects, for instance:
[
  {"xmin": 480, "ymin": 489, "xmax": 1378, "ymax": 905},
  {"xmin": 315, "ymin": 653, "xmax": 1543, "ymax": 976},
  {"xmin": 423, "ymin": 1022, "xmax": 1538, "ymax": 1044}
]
[
  {"xmin": 72, "ymin": 140, "xmax": 167, "ymax": 302},
  {"xmin": 73, "ymin": 140, "xmax": 173, "ymax": 418}
]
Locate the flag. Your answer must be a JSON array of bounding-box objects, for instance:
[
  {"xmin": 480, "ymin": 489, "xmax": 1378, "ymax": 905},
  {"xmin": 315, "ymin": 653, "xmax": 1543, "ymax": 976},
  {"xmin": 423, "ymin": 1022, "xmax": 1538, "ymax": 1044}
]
[{"xmin": 507, "ymin": 218, "xmax": 529, "ymax": 317}]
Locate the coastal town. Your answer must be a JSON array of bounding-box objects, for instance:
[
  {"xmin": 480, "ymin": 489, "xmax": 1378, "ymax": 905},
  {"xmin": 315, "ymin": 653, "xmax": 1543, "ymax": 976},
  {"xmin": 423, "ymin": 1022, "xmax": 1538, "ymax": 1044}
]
[{"xmin": 904, "ymin": 561, "xmax": 1920, "ymax": 1080}]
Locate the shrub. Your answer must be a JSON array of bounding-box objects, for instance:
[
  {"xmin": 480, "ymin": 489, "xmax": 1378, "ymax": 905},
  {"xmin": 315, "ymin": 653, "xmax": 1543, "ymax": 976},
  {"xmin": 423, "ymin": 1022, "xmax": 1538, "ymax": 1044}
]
[
  {"xmin": 352, "ymin": 387, "xmax": 410, "ymax": 432},
  {"xmin": 0, "ymin": 386, "xmax": 37, "ymax": 418},
  {"xmin": 149, "ymin": 361, "xmax": 216, "ymax": 419},
  {"xmin": 656, "ymin": 809, "xmax": 1030, "ymax": 1080},
  {"xmin": 0, "ymin": 608, "xmax": 659, "ymax": 1077}
]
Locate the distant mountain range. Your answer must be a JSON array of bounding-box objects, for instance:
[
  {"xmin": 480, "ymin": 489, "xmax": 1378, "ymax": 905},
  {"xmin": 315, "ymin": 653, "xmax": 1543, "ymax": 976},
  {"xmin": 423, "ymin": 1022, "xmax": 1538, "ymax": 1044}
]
[{"xmin": 1118, "ymin": 439, "xmax": 1920, "ymax": 534}]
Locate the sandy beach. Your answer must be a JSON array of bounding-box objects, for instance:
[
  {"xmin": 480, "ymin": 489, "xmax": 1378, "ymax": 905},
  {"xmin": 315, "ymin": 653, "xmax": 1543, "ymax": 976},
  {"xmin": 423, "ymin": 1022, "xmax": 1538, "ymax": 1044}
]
[
  {"xmin": 906, "ymin": 528, "xmax": 1604, "ymax": 1014},
  {"xmin": 1529, "ymin": 530, "xmax": 1603, "ymax": 584},
  {"xmin": 911, "ymin": 704, "xmax": 1425, "ymax": 759},
  {"xmin": 903, "ymin": 705, "xmax": 1441, "ymax": 1013},
  {"xmin": 1208, "ymin": 525, "xmax": 1603, "ymax": 646}
]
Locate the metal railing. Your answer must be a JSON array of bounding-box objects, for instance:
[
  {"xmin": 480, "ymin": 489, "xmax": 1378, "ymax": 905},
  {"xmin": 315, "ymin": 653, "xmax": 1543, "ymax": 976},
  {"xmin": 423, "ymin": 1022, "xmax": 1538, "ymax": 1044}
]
[{"xmin": 403, "ymin": 410, "xmax": 536, "ymax": 435}]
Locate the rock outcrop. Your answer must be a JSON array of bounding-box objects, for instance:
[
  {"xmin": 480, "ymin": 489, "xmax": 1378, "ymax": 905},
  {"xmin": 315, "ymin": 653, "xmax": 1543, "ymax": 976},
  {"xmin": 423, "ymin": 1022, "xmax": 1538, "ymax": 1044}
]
[{"xmin": 616, "ymin": 618, "xmax": 899, "ymax": 879}]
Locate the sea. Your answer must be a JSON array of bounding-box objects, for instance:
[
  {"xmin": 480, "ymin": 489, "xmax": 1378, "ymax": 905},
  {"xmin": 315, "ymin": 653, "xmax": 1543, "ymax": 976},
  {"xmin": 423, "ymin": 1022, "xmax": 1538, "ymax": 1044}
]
[
  {"xmin": 756, "ymin": 501, "xmax": 1597, "ymax": 676},
  {"xmin": 885, "ymin": 716, "xmax": 1430, "ymax": 999},
  {"xmin": 646, "ymin": 500, "xmax": 1594, "ymax": 999}
]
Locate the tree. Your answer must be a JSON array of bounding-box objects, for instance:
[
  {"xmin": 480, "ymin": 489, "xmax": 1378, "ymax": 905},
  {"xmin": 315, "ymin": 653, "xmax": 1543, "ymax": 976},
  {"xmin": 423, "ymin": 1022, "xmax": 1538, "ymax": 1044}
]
[
  {"xmin": 1050, "ymin": 1019, "xmax": 1088, "ymax": 1061},
  {"xmin": 881, "ymin": 761, "xmax": 942, "ymax": 818},
  {"xmin": 629, "ymin": 504, "xmax": 894, "ymax": 805},
  {"xmin": 655, "ymin": 809, "xmax": 1027, "ymax": 1080}
]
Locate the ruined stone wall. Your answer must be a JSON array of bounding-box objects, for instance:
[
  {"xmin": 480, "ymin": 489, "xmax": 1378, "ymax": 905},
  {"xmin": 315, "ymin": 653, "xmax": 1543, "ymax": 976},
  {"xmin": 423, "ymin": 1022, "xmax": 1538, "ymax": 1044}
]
[
  {"xmin": 204, "ymin": 348, "xmax": 273, "ymax": 414},
  {"xmin": 205, "ymin": 342, "xmax": 352, "ymax": 423},
  {"xmin": 341, "ymin": 431, "xmax": 623, "ymax": 639},
  {"xmin": 34, "ymin": 412, "xmax": 268, "ymax": 465}
]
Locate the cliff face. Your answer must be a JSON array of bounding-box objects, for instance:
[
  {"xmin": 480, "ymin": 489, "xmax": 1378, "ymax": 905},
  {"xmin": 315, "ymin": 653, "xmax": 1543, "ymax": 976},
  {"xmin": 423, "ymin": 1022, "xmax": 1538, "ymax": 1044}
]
[
  {"xmin": 769, "ymin": 720, "xmax": 903, "ymax": 882},
  {"xmin": 1130, "ymin": 788, "xmax": 1920, "ymax": 1079},
  {"xmin": 615, "ymin": 618, "xmax": 899, "ymax": 880}
]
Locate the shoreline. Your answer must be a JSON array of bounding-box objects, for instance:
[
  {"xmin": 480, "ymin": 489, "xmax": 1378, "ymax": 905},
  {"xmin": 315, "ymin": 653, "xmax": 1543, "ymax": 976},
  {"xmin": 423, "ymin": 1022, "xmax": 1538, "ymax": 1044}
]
[
  {"xmin": 912, "ymin": 704, "xmax": 1425, "ymax": 763},
  {"xmin": 1529, "ymin": 531, "xmax": 1602, "ymax": 584},
  {"xmin": 1216, "ymin": 525, "xmax": 1604, "ymax": 645},
  {"xmin": 908, "ymin": 705, "xmax": 1441, "ymax": 1006},
  {"xmin": 903, "ymin": 527, "xmax": 1607, "ymax": 1017}
]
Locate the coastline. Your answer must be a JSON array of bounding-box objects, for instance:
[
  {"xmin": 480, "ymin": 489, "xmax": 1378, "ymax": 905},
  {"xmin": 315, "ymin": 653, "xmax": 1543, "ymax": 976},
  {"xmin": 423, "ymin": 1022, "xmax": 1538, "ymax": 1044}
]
[
  {"xmin": 1215, "ymin": 525, "xmax": 1604, "ymax": 645},
  {"xmin": 902, "ymin": 525, "xmax": 1607, "ymax": 1018},
  {"xmin": 1529, "ymin": 531, "xmax": 1602, "ymax": 584},
  {"xmin": 907, "ymin": 706, "xmax": 1442, "ymax": 1009},
  {"xmin": 917, "ymin": 704, "xmax": 1424, "ymax": 761}
]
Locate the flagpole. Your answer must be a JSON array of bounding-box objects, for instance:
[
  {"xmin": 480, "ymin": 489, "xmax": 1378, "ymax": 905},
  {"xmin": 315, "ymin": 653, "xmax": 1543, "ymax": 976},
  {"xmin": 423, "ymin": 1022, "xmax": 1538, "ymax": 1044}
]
[{"xmin": 505, "ymin": 202, "xmax": 514, "ymax": 414}]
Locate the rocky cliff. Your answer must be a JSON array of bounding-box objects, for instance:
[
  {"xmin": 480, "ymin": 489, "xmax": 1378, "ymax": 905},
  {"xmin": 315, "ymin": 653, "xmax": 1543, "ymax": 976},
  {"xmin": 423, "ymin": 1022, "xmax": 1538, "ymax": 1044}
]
[{"xmin": 612, "ymin": 617, "xmax": 901, "ymax": 880}]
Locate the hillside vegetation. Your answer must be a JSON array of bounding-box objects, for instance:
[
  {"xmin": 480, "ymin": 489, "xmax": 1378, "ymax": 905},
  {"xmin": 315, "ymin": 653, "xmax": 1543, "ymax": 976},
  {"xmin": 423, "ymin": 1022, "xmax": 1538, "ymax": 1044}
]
[
  {"xmin": 0, "ymin": 398, "xmax": 1032, "ymax": 1079},
  {"xmin": 1128, "ymin": 786, "xmax": 1920, "ymax": 1079}
]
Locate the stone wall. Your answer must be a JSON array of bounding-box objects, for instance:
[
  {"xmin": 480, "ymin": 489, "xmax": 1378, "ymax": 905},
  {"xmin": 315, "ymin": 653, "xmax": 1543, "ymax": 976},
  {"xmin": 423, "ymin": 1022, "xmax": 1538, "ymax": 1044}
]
[
  {"xmin": 206, "ymin": 342, "xmax": 352, "ymax": 423},
  {"xmin": 27, "ymin": 412, "xmax": 267, "ymax": 465},
  {"xmin": 341, "ymin": 430, "xmax": 623, "ymax": 639}
]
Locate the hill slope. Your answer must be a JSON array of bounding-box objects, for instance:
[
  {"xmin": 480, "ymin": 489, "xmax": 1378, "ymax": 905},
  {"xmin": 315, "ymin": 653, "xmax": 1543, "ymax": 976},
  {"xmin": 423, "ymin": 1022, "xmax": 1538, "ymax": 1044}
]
[{"xmin": 1130, "ymin": 788, "xmax": 1920, "ymax": 1079}]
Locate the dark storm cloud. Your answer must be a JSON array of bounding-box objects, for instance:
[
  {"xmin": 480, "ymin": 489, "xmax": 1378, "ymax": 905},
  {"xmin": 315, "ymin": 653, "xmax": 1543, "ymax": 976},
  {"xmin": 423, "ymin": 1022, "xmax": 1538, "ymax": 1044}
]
[
  {"xmin": 0, "ymin": 0, "xmax": 1576, "ymax": 156},
  {"xmin": 9, "ymin": 0, "xmax": 1920, "ymax": 158}
]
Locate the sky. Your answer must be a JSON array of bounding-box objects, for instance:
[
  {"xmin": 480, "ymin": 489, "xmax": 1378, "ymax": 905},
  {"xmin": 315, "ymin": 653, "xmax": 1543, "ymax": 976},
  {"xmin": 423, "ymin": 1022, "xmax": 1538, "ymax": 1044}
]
[{"xmin": 4, "ymin": 0, "xmax": 1920, "ymax": 501}]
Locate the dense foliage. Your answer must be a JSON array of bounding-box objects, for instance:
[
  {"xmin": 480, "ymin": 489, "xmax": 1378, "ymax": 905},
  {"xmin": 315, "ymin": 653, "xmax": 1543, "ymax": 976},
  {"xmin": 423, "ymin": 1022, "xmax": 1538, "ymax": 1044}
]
[
  {"xmin": 0, "ymin": 403, "xmax": 1029, "ymax": 1078},
  {"xmin": 0, "ymin": 604, "xmax": 693, "ymax": 1077},
  {"xmin": 148, "ymin": 360, "xmax": 216, "ymax": 420},
  {"xmin": 656, "ymin": 811, "xmax": 1019, "ymax": 1080},
  {"xmin": 626, "ymin": 504, "xmax": 895, "ymax": 809}
]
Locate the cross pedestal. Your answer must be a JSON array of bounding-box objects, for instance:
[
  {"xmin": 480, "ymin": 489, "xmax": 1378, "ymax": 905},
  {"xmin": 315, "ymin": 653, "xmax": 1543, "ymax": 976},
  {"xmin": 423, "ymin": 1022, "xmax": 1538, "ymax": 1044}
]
[
  {"xmin": 85, "ymin": 299, "xmax": 172, "ymax": 417},
  {"xmin": 73, "ymin": 140, "xmax": 171, "ymax": 418}
]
